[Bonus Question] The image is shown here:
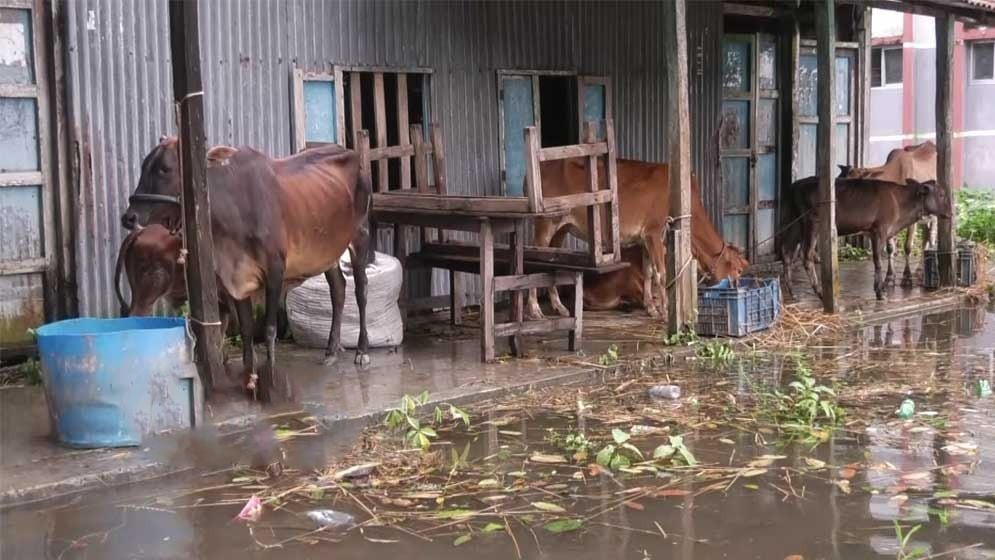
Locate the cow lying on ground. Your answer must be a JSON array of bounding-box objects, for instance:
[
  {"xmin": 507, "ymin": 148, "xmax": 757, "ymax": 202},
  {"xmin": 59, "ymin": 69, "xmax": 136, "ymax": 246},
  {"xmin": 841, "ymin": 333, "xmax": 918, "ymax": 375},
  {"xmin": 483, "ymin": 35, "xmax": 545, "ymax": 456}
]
[
  {"xmin": 121, "ymin": 139, "xmax": 372, "ymax": 401},
  {"xmin": 839, "ymin": 141, "xmax": 937, "ymax": 287},
  {"xmin": 528, "ymin": 159, "xmax": 749, "ymax": 318},
  {"xmin": 780, "ymin": 176, "xmax": 951, "ymax": 300}
]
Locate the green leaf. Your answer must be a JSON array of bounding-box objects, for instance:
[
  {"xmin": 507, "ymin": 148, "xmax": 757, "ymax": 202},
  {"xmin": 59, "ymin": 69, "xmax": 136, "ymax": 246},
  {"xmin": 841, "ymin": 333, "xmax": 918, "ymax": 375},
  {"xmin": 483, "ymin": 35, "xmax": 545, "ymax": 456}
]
[
  {"xmin": 407, "ymin": 415, "xmax": 421, "ymax": 430},
  {"xmin": 420, "ymin": 426, "xmax": 438, "ymax": 438},
  {"xmin": 653, "ymin": 445, "xmax": 675, "ymax": 460},
  {"xmin": 612, "ymin": 428, "xmax": 630, "ymax": 445},
  {"xmin": 609, "ymin": 454, "xmax": 631, "ymax": 470},
  {"xmin": 434, "ymin": 407, "xmax": 444, "ymax": 424},
  {"xmin": 482, "ymin": 522, "xmax": 505, "ymax": 533},
  {"xmin": 596, "ymin": 446, "xmax": 615, "ymax": 467},
  {"xmin": 544, "ymin": 518, "xmax": 584, "ymax": 533},
  {"xmin": 434, "ymin": 509, "xmax": 475, "ymax": 520},
  {"xmin": 453, "ymin": 534, "xmax": 472, "ymax": 546},
  {"xmin": 532, "ymin": 501, "xmax": 566, "ymax": 513}
]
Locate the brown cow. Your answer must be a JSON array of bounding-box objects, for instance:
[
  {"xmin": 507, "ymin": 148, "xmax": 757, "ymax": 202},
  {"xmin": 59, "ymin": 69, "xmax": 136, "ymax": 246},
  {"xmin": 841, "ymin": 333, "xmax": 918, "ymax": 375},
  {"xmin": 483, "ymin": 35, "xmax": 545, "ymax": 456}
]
[
  {"xmin": 839, "ymin": 141, "xmax": 937, "ymax": 286},
  {"xmin": 121, "ymin": 139, "xmax": 372, "ymax": 401},
  {"xmin": 528, "ymin": 159, "xmax": 749, "ymax": 318},
  {"xmin": 780, "ymin": 176, "xmax": 951, "ymax": 300}
]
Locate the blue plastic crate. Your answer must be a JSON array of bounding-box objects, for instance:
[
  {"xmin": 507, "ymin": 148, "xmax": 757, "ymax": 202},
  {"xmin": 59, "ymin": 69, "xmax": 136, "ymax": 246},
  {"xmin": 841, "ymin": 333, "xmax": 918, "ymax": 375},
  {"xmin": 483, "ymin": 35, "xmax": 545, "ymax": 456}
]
[{"xmin": 696, "ymin": 277, "xmax": 781, "ymax": 337}]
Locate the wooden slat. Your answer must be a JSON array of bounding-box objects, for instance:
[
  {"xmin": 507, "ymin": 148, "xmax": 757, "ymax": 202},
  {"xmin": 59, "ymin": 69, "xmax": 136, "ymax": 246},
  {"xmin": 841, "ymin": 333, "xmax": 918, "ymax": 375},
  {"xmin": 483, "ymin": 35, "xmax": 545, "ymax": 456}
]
[
  {"xmin": 373, "ymin": 192, "xmax": 531, "ymax": 214},
  {"xmin": 450, "ymin": 270, "xmax": 464, "ymax": 326},
  {"xmin": 494, "ymin": 271, "xmax": 579, "ymax": 292},
  {"xmin": 357, "ymin": 130, "xmax": 372, "ymax": 183},
  {"xmin": 349, "ymin": 71, "xmax": 362, "ymax": 149},
  {"xmin": 0, "ymin": 84, "xmax": 36, "ymax": 98},
  {"xmin": 0, "ymin": 257, "xmax": 47, "ymax": 275},
  {"xmin": 604, "ymin": 119, "xmax": 621, "ymax": 259},
  {"xmin": 582, "ymin": 122, "xmax": 604, "ymax": 265},
  {"xmin": 540, "ymin": 189, "xmax": 612, "ymax": 214},
  {"xmin": 397, "ymin": 74, "xmax": 411, "ymax": 190},
  {"xmin": 334, "ymin": 66, "xmax": 346, "ymax": 145},
  {"xmin": 366, "ymin": 144, "xmax": 416, "ymax": 161},
  {"xmin": 524, "ymin": 126, "xmax": 543, "ymax": 213},
  {"xmin": 408, "ymin": 250, "xmax": 630, "ymax": 275},
  {"xmin": 816, "ymin": 0, "xmax": 840, "ymax": 312},
  {"xmin": 291, "ymin": 68, "xmax": 306, "ymax": 153},
  {"xmin": 419, "ymin": 241, "xmax": 630, "ymax": 271},
  {"xmin": 0, "ymin": 171, "xmax": 44, "ymax": 187},
  {"xmin": 373, "ymin": 72, "xmax": 388, "ymax": 192},
  {"xmin": 494, "ymin": 318, "xmax": 576, "ymax": 338},
  {"xmin": 430, "ymin": 124, "xmax": 447, "ymax": 195},
  {"xmin": 568, "ymin": 271, "xmax": 583, "ymax": 351},
  {"xmin": 509, "ymin": 221, "xmax": 526, "ymax": 356},
  {"xmin": 411, "ymin": 125, "xmax": 430, "ymax": 192},
  {"xmin": 480, "ymin": 219, "xmax": 495, "ymax": 362},
  {"xmin": 538, "ymin": 143, "xmax": 608, "ymax": 162}
]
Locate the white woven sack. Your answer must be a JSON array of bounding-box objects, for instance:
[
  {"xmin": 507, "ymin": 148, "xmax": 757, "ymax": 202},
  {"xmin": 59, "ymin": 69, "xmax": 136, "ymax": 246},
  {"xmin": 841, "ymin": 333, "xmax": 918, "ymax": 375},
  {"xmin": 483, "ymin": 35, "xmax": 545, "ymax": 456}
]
[{"xmin": 286, "ymin": 251, "xmax": 403, "ymax": 349}]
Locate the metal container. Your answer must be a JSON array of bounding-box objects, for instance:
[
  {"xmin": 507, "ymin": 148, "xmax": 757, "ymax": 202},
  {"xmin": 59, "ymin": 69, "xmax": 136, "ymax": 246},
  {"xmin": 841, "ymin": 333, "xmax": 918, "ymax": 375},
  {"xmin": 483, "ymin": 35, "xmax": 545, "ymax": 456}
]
[
  {"xmin": 35, "ymin": 317, "xmax": 202, "ymax": 448},
  {"xmin": 957, "ymin": 241, "xmax": 977, "ymax": 288},
  {"xmin": 922, "ymin": 249, "xmax": 940, "ymax": 289}
]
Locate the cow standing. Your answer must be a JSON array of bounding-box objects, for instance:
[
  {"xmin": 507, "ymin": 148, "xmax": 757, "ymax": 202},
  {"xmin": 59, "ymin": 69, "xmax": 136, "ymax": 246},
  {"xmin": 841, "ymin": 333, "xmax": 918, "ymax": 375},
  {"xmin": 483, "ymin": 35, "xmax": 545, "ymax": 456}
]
[
  {"xmin": 528, "ymin": 159, "xmax": 749, "ymax": 318},
  {"xmin": 839, "ymin": 141, "xmax": 937, "ymax": 287},
  {"xmin": 121, "ymin": 139, "xmax": 372, "ymax": 401},
  {"xmin": 780, "ymin": 176, "xmax": 952, "ymax": 300}
]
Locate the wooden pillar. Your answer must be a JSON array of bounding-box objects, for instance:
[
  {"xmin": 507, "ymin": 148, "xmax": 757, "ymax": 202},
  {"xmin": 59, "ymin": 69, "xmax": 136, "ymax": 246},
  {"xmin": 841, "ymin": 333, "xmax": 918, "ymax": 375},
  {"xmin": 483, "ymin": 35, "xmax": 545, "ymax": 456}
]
[
  {"xmin": 936, "ymin": 14, "xmax": 957, "ymax": 287},
  {"xmin": 815, "ymin": 0, "xmax": 840, "ymax": 313},
  {"xmin": 663, "ymin": 0, "xmax": 696, "ymax": 333},
  {"xmin": 168, "ymin": 0, "xmax": 223, "ymax": 399}
]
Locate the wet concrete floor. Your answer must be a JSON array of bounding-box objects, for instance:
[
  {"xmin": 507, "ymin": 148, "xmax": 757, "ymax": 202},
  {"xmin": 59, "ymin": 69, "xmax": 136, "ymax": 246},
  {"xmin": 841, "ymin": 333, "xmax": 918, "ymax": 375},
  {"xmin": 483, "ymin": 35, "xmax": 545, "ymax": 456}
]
[{"xmin": 2, "ymin": 304, "xmax": 992, "ymax": 559}]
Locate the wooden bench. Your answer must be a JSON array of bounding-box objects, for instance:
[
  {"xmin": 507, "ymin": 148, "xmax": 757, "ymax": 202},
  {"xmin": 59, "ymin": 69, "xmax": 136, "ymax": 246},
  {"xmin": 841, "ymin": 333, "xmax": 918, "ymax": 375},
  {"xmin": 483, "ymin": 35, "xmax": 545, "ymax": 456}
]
[{"xmin": 362, "ymin": 120, "xmax": 622, "ymax": 361}]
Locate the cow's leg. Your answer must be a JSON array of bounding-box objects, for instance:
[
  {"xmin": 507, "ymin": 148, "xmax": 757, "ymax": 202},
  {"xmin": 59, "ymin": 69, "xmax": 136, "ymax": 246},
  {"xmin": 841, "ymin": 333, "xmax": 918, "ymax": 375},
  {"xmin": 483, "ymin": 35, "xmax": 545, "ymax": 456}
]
[
  {"xmin": 527, "ymin": 219, "xmax": 557, "ymax": 320},
  {"xmin": 641, "ymin": 248, "xmax": 660, "ymax": 317},
  {"xmin": 802, "ymin": 226, "xmax": 822, "ymax": 298},
  {"xmin": 546, "ymin": 227, "xmax": 572, "ymax": 318},
  {"xmin": 234, "ymin": 297, "xmax": 257, "ymax": 396},
  {"xmin": 871, "ymin": 231, "xmax": 885, "ymax": 300},
  {"xmin": 644, "ymin": 232, "xmax": 668, "ymax": 319},
  {"xmin": 322, "ymin": 263, "xmax": 347, "ymax": 366},
  {"xmin": 884, "ymin": 237, "xmax": 896, "ymax": 286},
  {"xmin": 900, "ymin": 224, "xmax": 915, "ymax": 287},
  {"xmin": 349, "ymin": 247, "xmax": 371, "ymax": 366},
  {"xmin": 263, "ymin": 262, "xmax": 286, "ymax": 399}
]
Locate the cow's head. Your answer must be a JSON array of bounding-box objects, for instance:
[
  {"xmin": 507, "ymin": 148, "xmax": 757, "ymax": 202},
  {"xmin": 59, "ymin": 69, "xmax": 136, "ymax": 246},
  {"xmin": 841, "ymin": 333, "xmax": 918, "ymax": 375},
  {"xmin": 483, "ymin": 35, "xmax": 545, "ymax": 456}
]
[
  {"xmin": 910, "ymin": 179, "xmax": 953, "ymax": 219},
  {"xmin": 121, "ymin": 136, "xmax": 181, "ymax": 231},
  {"xmin": 710, "ymin": 244, "xmax": 750, "ymax": 282}
]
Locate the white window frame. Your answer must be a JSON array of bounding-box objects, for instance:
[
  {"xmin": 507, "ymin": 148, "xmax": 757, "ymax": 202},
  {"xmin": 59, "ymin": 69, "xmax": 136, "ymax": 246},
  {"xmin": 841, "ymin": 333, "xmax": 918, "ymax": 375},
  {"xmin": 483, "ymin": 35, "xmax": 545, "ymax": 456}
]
[
  {"xmin": 872, "ymin": 46, "xmax": 903, "ymax": 89},
  {"xmin": 969, "ymin": 41, "xmax": 995, "ymax": 84}
]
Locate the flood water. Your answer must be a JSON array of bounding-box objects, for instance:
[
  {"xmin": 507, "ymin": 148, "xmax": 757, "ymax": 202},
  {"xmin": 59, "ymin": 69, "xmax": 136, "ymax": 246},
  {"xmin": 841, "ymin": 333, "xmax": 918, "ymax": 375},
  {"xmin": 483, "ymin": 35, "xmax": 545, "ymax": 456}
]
[{"xmin": 2, "ymin": 306, "xmax": 993, "ymax": 560}]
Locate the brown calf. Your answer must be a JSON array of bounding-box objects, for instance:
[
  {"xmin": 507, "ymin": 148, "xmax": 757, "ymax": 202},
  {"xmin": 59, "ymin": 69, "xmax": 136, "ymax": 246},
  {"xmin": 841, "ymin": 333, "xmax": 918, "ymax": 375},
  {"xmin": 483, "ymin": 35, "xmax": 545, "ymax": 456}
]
[{"xmin": 530, "ymin": 159, "xmax": 748, "ymax": 317}]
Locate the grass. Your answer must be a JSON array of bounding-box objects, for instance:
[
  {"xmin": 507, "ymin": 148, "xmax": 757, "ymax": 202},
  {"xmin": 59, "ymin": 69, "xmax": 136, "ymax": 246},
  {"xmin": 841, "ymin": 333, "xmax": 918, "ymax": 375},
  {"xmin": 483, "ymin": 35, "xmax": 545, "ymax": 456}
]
[
  {"xmin": 383, "ymin": 391, "xmax": 470, "ymax": 451},
  {"xmin": 760, "ymin": 354, "xmax": 844, "ymax": 443},
  {"xmin": 957, "ymin": 188, "xmax": 995, "ymax": 248}
]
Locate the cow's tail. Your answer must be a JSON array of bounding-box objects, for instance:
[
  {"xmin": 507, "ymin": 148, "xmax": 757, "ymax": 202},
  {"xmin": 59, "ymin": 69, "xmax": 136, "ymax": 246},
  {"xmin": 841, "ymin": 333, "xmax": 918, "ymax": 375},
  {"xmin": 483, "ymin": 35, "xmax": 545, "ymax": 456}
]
[{"xmin": 114, "ymin": 229, "xmax": 142, "ymax": 317}]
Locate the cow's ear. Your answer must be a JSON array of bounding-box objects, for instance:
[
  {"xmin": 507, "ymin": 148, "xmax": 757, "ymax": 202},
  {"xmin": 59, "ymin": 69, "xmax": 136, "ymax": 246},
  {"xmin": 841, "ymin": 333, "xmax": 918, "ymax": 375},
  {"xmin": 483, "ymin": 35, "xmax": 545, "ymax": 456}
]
[
  {"xmin": 159, "ymin": 135, "xmax": 169, "ymax": 144},
  {"xmin": 837, "ymin": 164, "xmax": 852, "ymax": 177},
  {"xmin": 207, "ymin": 145, "xmax": 238, "ymax": 167}
]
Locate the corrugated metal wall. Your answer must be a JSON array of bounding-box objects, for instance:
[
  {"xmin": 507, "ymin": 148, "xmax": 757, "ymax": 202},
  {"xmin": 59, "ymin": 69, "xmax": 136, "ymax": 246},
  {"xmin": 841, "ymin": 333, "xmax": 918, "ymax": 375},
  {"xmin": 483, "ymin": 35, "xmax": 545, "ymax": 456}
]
[
  {"xmin": 64, "ymin": 0, "xmax": 704, "ymax": 317},
  {"xmin": 686, "ymin": 0, "xmax": 724, "ymax": 229}
]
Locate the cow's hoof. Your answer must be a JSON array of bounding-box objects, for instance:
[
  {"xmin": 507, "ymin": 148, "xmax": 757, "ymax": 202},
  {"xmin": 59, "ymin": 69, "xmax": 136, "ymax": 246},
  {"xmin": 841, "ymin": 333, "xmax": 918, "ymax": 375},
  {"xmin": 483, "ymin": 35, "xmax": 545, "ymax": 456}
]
[
  {"xmin": 525, "ymin": 305, "xmax": 545, "ymax": 321},
  {"xmin": 900, "ymin": 275, "xmax": 913, "ymax": 288},
  {"xmin": 551, "ymin": 302, "xmax": 571, "ymax": 317},
  {"xmin": 354, "ymin": 352, "xmax": 371, "ymax": 367},
  {"xmin": 646, "ymin": 306, "xmax": 661, "ymax": 318},
  {"xmin": 322, "ymin": 353, "xmax": 339, "ymax": 367}
]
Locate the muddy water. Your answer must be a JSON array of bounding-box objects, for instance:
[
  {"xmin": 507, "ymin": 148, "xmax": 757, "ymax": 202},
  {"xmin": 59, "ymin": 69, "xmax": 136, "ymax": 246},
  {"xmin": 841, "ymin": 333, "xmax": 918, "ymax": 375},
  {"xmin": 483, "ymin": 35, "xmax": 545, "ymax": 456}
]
[{"xmin": 2, "ymin": 306, "xmax": 993, "ymax": 560}]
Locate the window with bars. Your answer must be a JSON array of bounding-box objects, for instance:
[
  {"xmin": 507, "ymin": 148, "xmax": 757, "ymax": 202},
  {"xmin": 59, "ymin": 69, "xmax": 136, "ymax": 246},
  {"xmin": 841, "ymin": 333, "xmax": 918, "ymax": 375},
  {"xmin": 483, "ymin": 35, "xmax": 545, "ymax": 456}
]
[
  {"xmin": 292, "ymin": 67, "xmax": 431, "ymax": 190},
  {"xmin": 871, "ymin": 46, "xmax": 903, "ymax": 87},
  {"xmin": 971, "ymin": 41, "xmax": 994, "ymax": 82}
]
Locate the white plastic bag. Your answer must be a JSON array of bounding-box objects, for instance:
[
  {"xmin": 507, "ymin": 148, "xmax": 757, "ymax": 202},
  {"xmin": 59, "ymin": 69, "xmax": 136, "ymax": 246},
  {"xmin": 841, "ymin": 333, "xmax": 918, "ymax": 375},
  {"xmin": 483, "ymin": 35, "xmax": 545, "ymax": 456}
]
[{"xmin": 286, "ymin": 251, "xmax": 403, "ymax": 349}]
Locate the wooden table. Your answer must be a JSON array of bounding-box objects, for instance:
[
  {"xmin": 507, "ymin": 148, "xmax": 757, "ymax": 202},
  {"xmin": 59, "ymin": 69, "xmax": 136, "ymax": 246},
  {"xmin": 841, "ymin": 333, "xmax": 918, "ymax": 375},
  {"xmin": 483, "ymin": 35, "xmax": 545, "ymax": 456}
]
[{"xmin": 373, "ymin": 203, "xmax": 596, "ymax": 362}]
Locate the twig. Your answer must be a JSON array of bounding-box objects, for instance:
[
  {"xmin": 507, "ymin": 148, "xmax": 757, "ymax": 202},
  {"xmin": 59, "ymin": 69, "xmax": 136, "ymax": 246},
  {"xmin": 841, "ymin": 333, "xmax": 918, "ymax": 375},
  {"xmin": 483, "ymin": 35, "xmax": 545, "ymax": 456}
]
[{"xmin": 503, "ymin": 516, "xmax": 522, "ymax": 560}]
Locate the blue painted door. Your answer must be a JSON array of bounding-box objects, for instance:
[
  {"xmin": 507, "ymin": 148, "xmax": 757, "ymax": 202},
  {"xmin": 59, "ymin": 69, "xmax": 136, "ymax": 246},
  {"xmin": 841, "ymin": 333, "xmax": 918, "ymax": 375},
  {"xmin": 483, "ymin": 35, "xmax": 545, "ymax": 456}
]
[
  {"xmin": 579, "ymin": 77, "xmax": 608, "ymax": 140},
  {"xmin": 0, "ymin": 3, "xmax": 50, "ymax": 349},
  {"xmin": 720, "ymin": 34, "xmax": 781, "ymax": 263},
  {"xmin": 500, "ymin": 76, "xmax": 536, "ymax": 196},
  {"xmin": 797, "ymin": 49, "xmax": 856, "ymax": 179}
]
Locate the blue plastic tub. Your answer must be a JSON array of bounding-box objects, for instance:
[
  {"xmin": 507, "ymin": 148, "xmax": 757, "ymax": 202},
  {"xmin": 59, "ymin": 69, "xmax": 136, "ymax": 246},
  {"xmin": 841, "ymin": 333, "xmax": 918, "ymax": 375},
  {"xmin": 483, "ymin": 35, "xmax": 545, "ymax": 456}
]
[
  {"xmin": 696, "ymin": 277, "xmax": 781, "ymax": 337},
  {"xmin": 35, "ymin": 317, "xmax": 202, "ymax": 448}
]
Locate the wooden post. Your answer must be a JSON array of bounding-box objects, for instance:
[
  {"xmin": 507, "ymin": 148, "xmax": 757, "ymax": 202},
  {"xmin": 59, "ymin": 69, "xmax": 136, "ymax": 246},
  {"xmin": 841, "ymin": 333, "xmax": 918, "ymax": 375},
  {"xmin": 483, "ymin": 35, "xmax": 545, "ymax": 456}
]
[
  {"xmin": 509, "ymin": 221, "xmax": 525, "ymax": 357},
  {"xmin": 935, "ymin": 14, "xmax": 957, "ymax": 287},
  {"xmin": 523, "ymin": 126, "xmax": 543, "ymax": 213},
  {"xmin": 582, "ymin": 122, "xmax": 604, "ymax": 265},
  {"xmin": 479, "ymin": 219, "xmax": 495, "ymax": 362},
  {"xmin": 815, "ymin": 0, "xmax": 840, "ymax": 313},
  {"xmin": 168, "ymin": 0, "xmax": 223, "ymax": 399},
  {"xmin": 664, "ymin": 0, "xmax": 695, "ymax": 333}
]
